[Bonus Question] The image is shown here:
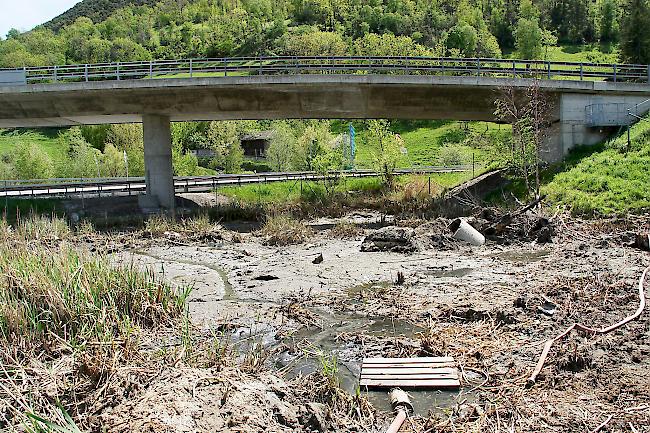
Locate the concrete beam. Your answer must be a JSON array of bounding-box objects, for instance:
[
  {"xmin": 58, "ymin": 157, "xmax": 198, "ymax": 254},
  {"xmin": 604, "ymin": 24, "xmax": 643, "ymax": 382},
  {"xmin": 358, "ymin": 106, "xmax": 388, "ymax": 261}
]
[
  {"xmin": 140, "ymin": 114, "xmax": 175, "ymax": 213},
  {"xmin": 2, "ymin": 75, "xmax": 649, "ymax": 128}
]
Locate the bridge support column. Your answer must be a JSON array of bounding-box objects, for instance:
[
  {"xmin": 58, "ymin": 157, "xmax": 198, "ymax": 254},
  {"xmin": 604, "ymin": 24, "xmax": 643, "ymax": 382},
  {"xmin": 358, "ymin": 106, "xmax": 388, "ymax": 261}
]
[{"xmin": 139, "ymin": 114, "xmax": 175, "ymax": 214}]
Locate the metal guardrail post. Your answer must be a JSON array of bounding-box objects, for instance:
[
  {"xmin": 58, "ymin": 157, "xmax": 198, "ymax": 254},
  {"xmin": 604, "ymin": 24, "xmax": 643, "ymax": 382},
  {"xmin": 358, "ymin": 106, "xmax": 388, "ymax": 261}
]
[
  {"xmin": 647, "ymin": 65, "xmax": 650, "ymax": 84},
  {"xmin": 149, "ymin": 61, "xmax": 153, "ymax": 79},
  {"xmin": 580, "ymin": 63, "xmax": 583, "ymax": 80},
  {"xmin": 53, "ymin": 65, "xmax": 58, "ymax": 82},
  {"xmin": 547, "ymin": 61, "xmax": 551, "ymax": 79},
  {"xmin": 85, "ymin": 64, "xmax": 89, "ymax": 82},
  {"xmin": 476, "ymin": 59, "xmax": 480, "ymax": 76},
  {"xmin": 613, "ymin": 64, "xmax": 617, "ymax": 82},
  {"xmin": 189, "ymin": 59, "xmax": 193, "ymax": 78},
  {"xmin": 512, "ymin": 60, "xmax": 516, "ymax": 77},
  {"xmin": 116, "ymin": 63, "xmax": 120, "ymax": 81},
  {"xmin": 224, "ymin": 58, "xmax": 228, "ymax": 77}
]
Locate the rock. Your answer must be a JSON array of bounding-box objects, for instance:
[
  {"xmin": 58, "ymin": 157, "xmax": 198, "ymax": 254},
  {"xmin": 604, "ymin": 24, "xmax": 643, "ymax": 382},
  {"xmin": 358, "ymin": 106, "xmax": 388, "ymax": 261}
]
[
  {"xmin": 312, "ymin": 253, "xmax": 323, "ymax": 264},
  {"xmin": 300, "ymin": 402, "xmax": 329, "ymax": 432},
  {"xmin": 255, "ymin": 275, "xmax": 279, "ymax": 281},
  {"xmin": 537, "ymin": 301, "xmax": 556, "ymax": 316},
  {"xmin": 360, "ymin": 226, "xmax": 416, "ymax": 253},
  {"xmin": 634, "ymin": 233, "xmax": 650, "ymax": 251},
  {"xmin": 536, "ymin": 226, "xmax": 554, "ymax": 244}
]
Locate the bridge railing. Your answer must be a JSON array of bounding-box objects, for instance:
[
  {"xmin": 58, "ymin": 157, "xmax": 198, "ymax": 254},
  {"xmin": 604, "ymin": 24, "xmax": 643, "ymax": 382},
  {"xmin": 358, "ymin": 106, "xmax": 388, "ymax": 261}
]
[{"xmin": 2, "ymin": 56, "xmax": 649, "ymax": 85}]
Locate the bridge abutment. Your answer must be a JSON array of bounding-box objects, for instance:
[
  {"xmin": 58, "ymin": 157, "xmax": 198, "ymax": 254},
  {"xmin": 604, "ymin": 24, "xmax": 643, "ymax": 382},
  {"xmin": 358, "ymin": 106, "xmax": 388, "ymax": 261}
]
[
  {"xmin": 543, "ymin": 93, "xmax": 650, "ymax": 163},
  {"xmin": 139, "ymin": 114, "xmax": 175, "ymax": 214}
]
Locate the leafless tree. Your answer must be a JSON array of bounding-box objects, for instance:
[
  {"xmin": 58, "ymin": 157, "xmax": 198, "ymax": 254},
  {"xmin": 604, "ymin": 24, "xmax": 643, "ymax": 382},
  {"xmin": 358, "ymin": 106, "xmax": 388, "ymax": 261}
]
[{"xmin": 494, "ymin": 80, "xmax": 552, "ymax": 198}]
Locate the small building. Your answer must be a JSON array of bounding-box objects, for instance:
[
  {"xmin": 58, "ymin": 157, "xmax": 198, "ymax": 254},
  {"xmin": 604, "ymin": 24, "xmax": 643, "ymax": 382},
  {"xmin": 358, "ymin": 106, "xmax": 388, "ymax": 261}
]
[
  {"xmin": 240, "ymin": 131, "xmax": 274, "ymax": 158},
  {"xmin": 190, "ymin": 149, "xmax": 217, "ymax": 159}
]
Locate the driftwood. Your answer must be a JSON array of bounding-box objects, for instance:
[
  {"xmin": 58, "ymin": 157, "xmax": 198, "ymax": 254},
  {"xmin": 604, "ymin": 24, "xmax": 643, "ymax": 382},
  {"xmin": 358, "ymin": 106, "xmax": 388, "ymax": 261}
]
[
  {"xmin": 528, "ymin": 266, "xmax": 650, "ymax": 385},
  {"xmin": 486, "ymin": 195, "xmax": 547, "ymax": 235}
]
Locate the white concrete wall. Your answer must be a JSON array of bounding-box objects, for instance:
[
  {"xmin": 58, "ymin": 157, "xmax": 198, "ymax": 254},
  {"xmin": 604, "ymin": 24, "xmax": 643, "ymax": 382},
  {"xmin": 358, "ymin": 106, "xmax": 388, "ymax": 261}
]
[
  {"xmin": 141, "ymin": 114, "xmax": 175, "ymax": 213},
  {"xmin": 543, "ymin": 93, "xmax": 650, "ymax": 163}
]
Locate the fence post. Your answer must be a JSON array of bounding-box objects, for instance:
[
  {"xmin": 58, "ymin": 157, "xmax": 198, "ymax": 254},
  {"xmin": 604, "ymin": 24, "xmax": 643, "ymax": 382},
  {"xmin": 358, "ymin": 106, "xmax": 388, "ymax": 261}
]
[
  {"xmin": 116, "ymin": 63, "xmax": 120, "ymax": 81},
  {"xmin": 613, "ymin": 64, "xmax": 617, "ymax": 82},
  {"xmin": 476, "ymin": 58, "xmax": 480, "ymax": 76},
  {"xmin": 580, "ymin": 63, "xmax": 583, "ymax": 80},
  {"xmin": 149, "ymin": 61, "xmax": 153, "ymax": 79},
  {"xmin": 547, "ymin": 61, "xmax": 551, "ymax": 79},
  {"xmin": 53, "ymin": 65, "xmax": 58, "ymax": 82},
  {"xmin": 85, "ymin": 64, "xmax": 89, "ymax": 82},
  {"xmin": 512, "ymin": 60, "xmax": 516, "ymax": 77},
  {"xmin": 224, "ymin": 58, "xmax": 228, "ymax": 77},
  {"xmin": 647, "ymin": 65, "xmax": 650, "ymax": 84},
  {"xmin": 189, "ymin": 59, "xmax": 193, "ymax": 78},
  {"xmin": 472, "ymin": 153, "xmax": 475, "ymax": 178}
]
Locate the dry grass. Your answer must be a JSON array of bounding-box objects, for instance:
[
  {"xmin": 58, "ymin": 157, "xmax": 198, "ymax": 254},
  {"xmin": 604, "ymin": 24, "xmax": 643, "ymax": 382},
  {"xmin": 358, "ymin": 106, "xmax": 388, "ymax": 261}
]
[
  {"xmin": 260, "ymin": 214, "xmax": 313, "ymax": 246},
  {"xmin": 0, "ymin": 215, "xmax": 191, "ymax": 430},
  {"xmin": 144, "ymin": 214, "xmax": 223, "ymax": 242},
  {"xmin": 330, "ymin": 220, "xmax": 364, "ymax": 239}
]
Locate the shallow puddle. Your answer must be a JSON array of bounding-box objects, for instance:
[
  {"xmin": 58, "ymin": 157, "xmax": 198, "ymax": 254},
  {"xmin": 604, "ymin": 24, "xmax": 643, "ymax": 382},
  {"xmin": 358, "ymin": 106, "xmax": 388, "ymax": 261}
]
[
  {"xmin": 425, "ymin": 267, "xmax": 474, "ymax": 278},
  {"xmin": 265, "ymin": 308, "xmax": 470, "ymax": 415},
  {"xmin": 490, "ymin": 249, "xmax": 550, "ymax": 263}
]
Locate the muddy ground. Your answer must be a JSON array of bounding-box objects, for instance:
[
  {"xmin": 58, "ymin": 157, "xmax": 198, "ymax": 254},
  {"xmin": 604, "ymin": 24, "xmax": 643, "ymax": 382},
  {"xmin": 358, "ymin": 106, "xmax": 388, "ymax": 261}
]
[{"xmin": 99, "ymin": 209, "xmax": 650, "ymax": 432}]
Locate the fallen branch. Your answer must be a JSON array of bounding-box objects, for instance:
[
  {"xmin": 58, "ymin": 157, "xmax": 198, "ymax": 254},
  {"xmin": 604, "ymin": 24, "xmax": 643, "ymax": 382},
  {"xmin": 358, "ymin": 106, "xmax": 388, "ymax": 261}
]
[
  {"xmin": 528, "ymin": 266, "xmax": 650, "ymax": 385},
  {"xmin": 591, "ymin": 414, "xmax": 613, "ymax": 433}
]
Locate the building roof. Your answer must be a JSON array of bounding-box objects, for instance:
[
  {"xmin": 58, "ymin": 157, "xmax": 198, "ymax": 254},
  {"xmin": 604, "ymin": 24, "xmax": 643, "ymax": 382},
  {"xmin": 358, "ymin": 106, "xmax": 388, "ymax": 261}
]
[{"xmin": 241, "ymin": 130, "xmax": 274, "ymax": 141}]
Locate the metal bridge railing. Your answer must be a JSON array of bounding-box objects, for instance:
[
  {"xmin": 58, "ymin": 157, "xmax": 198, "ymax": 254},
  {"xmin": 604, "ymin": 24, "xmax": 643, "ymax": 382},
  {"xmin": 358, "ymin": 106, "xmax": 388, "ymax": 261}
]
[{"xmin": 1, "ymin": 56, "xmax": 650, "ymax": 86}]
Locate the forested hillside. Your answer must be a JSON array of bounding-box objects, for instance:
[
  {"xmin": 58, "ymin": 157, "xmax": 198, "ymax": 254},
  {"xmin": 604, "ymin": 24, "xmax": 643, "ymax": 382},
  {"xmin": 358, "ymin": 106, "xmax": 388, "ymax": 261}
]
[
  {"xmin": 44, "ymin": 0, "xmax": 162, "ymax": 31},
  {"xmin": 1, "ymin": 0, "xmax": 648, "ymax": 67}
]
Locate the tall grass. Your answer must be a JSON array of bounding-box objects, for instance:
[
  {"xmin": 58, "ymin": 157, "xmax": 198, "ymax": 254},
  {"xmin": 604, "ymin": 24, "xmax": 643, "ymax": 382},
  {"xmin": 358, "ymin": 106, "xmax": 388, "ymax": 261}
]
[
  {"xmin": 0, "ymin": 216, "xmax": 190, "ymax": 357},
  {"xmin": 544, "ymin": 119, "xmax": 650, "ymax": 215}
]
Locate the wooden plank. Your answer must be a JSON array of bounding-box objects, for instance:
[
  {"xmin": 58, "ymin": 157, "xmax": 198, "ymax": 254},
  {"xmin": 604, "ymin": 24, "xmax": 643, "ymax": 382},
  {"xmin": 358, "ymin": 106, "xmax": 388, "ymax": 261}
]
[
  {"xmin": 361, "ymin": 367, "xmax": 457, "ymax": 375},
  {"xmin": 361, "ymin": 374, "xmax": 459, "ymax": 380},
  {"xmin": 360, "ymin": 378, "xmax": 461, "ymax": 388},
  {"xmin": 361, "ymin": 362, "xmax": 456, "ymax": 369},
  {"xmin": 362, "ymin": 357, "xmax": 454, "ymax": 364}
]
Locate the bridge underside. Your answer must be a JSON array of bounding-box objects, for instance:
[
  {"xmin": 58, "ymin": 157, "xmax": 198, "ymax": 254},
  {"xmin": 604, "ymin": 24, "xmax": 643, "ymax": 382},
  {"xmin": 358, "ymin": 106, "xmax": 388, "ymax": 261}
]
[{"xmin": 1, "ymin": 74, "xmax": 649, "ymax": 213}]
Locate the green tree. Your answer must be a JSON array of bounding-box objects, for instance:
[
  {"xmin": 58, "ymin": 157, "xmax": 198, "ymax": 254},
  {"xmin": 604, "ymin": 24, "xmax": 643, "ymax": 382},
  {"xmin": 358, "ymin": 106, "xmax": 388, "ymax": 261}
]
[
  {"xmin": 620, "ymin": 0, "xmax": 650, "ymax": 63},
  {"xmin": 515, "ymin": 18, "xmax": 542, "ymax": 59},
  {"xmin": 599, "ymin": 0, "xmax": 619, "ymax": 43},
  {"xmin": 267, "ymin": 122, "xmax": 298, "ymax": 172},
  {"xmin": 446, "ymin": 23, "xmax": 478, "ymax": 56},
  {"xmin": 282, "ymin": 29, "xmax": 348, "ymax": 56},
  {"xmin": 367, "ymin": 120, "xmax": 402, "ymax": 188},
  {"xmin": 59, "ymin": 128, "xmax": 101, "ymax": 178},
  {"xmin": 14, "ymin": 143, "xmax": 54, "ymax": 179}
]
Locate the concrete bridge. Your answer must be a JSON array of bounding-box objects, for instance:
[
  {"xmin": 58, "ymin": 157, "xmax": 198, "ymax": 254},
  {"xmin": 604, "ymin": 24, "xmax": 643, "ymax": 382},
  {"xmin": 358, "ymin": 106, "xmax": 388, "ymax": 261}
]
[{"xmin": 1, "ymin": 56, "xmax": 649, "ymax": 212}]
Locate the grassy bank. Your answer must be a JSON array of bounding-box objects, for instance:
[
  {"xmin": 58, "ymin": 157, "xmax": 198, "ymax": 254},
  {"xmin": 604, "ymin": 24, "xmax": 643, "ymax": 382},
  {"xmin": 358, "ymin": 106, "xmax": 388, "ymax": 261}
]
[
  {"xmin": 219, "ymin": 172, "xmax": 477, "ymax": 206},
  {"xmin": 333, "ymin": 120, "xmax": 504, "ymax": 168},
  {"xmin": 543, "ymin": 121, "xmax": 650, "ymax": 215},
  {"xmin": 0, "ymin": 215, "xmax": 190, "ymax": 430}
]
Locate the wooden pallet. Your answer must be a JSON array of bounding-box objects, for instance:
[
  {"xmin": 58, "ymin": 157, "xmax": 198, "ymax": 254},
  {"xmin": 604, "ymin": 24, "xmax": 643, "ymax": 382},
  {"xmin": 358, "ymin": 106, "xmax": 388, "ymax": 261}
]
[{"xmin": 360, "ymin": 357, "xmax": 461, "ymax": 389}]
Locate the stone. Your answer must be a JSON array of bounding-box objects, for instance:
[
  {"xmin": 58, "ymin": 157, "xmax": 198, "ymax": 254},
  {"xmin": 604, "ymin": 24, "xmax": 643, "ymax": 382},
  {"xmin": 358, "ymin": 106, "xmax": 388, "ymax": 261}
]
[{"xmin": 360, "ymin": 226, "xmax": 416, "ymax": 253}]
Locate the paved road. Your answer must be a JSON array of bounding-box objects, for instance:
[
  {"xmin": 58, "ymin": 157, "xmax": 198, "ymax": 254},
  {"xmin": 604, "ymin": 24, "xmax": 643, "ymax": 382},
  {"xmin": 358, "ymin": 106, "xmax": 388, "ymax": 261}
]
[{"xmin": 0, "ymin": 167, "xmax": 472, "ymax": 199}]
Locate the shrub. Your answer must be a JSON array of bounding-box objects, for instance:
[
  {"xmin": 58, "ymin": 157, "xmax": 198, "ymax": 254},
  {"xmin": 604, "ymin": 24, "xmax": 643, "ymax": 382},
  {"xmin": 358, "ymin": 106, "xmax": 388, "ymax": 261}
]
[
  {"xmin": 260, "ymin": 214, "xmax": 313, "ymax": 246},
  {"xmin": 14, "ymin": 142, "xmax": 54, "ymax": 179}
]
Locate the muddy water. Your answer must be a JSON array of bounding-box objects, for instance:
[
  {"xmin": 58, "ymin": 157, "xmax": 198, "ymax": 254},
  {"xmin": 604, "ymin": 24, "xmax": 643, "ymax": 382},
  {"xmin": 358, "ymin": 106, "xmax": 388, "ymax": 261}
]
[
  {"xmin": 267, "ymin": 307, "xmax": 469, "ymax": 415},
  {"xmin": 130, "ymin": 245, "xmax": 475, "ymax": 416},
  {"xmin": 490, "ymin": 249, "xmax": 550, "ymax": 262}
]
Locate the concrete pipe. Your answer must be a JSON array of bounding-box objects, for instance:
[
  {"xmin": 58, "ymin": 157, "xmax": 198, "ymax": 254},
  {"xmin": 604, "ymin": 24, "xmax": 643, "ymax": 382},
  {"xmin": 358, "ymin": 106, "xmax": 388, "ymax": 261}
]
[{"xmin": 449, "ymin": 218, "xmax": 485, "ymax": 246}]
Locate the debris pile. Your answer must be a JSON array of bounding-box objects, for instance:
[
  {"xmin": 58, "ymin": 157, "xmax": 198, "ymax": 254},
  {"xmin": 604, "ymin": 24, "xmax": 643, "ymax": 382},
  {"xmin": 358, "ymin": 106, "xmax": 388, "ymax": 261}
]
[{"xmin": 361, "ymin": 226, "xmax": 418, "ymax": 253}]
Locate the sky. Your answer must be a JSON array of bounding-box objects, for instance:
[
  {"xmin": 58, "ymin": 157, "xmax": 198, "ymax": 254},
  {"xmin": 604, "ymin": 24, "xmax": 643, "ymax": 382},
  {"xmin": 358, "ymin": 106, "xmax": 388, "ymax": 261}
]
[{"xmin": 0, "ymin": 0, "xmax": 80, "ymax": 39}]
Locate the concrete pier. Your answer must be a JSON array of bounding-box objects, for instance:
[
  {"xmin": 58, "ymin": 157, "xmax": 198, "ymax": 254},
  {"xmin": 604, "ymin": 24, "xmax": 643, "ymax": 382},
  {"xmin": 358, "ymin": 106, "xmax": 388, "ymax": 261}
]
[{"xmin": 139, "ymin": 114, "xmax": 175, "ymax": 213}]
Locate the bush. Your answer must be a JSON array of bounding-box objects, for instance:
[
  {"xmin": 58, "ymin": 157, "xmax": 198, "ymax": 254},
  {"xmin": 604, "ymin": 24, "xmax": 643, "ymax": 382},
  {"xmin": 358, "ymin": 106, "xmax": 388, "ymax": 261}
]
[
  {"xmin": 260, "ymin": 214, "xmax": 313, "ymax": 246},
  {"xmin": 438, "ymin": 144, "xmax": 465, "ymax": 166},
  {"xmin": 14, "ymin": 142, "xmax": 54, "ymax": 179}
]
